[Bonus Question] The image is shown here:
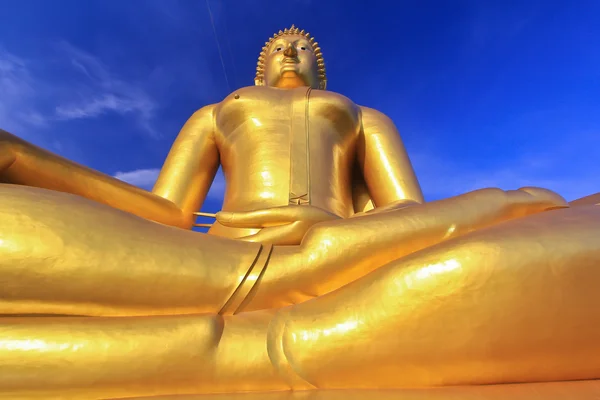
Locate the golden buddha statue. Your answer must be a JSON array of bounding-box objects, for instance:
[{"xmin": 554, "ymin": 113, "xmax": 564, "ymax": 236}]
[{"xmin": 1, "ymin": 25, "xmax": 600, "ymax": 400}]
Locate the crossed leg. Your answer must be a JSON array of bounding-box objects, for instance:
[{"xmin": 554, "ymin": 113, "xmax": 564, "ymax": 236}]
[
  {"xmin": 0, "ymin": 184, "xmax": 262, "ymax": 316},
  {"xmin": 1, "ymin": 205, "xmax": 599, "ymax": 399},
  {"xmin": 0, "ymin": 184, "xmax": 568, "ymax": 316},
  {"xmin": 243, "ymin": 187, "xmax": 568, "ymax": 311},
  {"xmin": 266, "ymin": 205, "xmax": 600, "ymax": 389}
]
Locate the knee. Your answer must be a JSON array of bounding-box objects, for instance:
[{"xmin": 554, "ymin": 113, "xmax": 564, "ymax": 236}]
[
  {"xmin": 266, "ymin": 308, "xmax": 316, "ymax": 390},
  {"xmin": 0, "ymin": 188, "xmax": 66, "ymax": 260}
]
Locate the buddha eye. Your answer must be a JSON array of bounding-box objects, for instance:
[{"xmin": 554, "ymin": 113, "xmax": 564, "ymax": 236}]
[
  {"xmin": 275, "ymin": 47, "xmax": 283, "ymax": 52},
  {"xmin": 300, "ymin": 46, "xmax": 306, "ymax": 51}
]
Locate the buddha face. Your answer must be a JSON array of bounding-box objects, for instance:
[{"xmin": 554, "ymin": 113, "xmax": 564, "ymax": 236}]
[{"xmin": 261, "ymin": 34, "xmax": 322, "ymax": 89}]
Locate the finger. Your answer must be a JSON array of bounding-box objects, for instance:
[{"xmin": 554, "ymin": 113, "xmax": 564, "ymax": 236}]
[
  {"xmin": 366, "ymin": 201, "xmax": 418, "ymax": 214},
  {"xmin": 518, "ymin": 187, "xmax": 569, "ymax": 208},
  {"xmin": 216, "ymin": 207, "xmax": 301, "ymax": 228},
  {"xmin": 217, "ymin": 206, "xmax": 336, "ymax": 228},
  {"xmin": 507, "ymin": 187, "xmax": 569, "ymax": 215},
  {"xmin": 351, "ymin": 200, "xmax": 418, "ymax": 218},
  {"xmin": 365, "ymin": 202, "xmax": 419, "ymax": 215},
  {"xmin": 237, "ymin": 221, "xmax": 307, "ymax": 246}
]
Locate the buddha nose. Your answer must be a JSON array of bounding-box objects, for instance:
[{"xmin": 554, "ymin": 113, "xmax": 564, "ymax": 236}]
[{"xmin": 283, "ymin": 44, "xmax": 297, "ymax": 58}]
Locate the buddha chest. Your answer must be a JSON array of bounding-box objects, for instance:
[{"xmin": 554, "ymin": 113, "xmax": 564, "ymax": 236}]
[{"xmin": 214, "ymin": 86, "xmax": 360, "ymax": 209}]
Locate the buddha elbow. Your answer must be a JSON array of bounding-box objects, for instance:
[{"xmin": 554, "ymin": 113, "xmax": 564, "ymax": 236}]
[
  {"xmin": 0, "ymin": 132, "xmax": 17, "ymax": 172},
  {"xmin": 165, "ymin": 211, "xmax": 195, "ymax": 230},
  {"xmin": 179, "ymin": 215, "xmax": 196, "ymax": 230}
]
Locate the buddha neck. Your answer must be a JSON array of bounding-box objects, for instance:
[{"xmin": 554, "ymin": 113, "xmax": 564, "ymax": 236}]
[{"xmin": 274, "ymin": 71, "xmax": 312, "ymax": 89}]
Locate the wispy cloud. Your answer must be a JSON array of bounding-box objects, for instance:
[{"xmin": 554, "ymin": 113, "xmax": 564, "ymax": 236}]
[
  {"xmin": 53, "ymin": 42, "xmax": 157, "ymax": 135},
  {"xmin": 0, "ymin": 42, "xmax": 158, "ymax": 138},
  {"xmin": 114, "ymin": 167, "xmax": 226, "ymax": 204},
  {"xmin": 114, "ymin": 168, "xmax": 161, "ymax": 189},
  {"xmin": 56, "ymin": 93, "xmax": 153, "ymax": 120},
  {"xmin": 0, "ymin": 48, "xmax": 46, "ymax": 136}
]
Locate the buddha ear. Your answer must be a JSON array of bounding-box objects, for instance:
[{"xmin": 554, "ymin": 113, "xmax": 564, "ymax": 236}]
[{"xmin": 319, "ymin": 79, "xmax": 327, "ymax": 90}]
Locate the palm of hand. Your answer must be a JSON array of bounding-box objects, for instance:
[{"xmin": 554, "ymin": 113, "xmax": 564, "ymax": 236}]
[{"xmin": 216, "ymin": 204, "xmax": 341, "ymax": 245}]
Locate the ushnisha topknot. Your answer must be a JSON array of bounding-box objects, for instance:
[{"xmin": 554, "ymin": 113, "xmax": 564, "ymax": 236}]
[{"xmin": 254, "ymin": 25, "xmax": 326, "ymax": 89}]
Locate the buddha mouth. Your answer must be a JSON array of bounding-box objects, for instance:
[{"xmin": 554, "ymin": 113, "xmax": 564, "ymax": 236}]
[{"xmin": 281, "ymin": 63, "xmax": 299, "ymax": 73}]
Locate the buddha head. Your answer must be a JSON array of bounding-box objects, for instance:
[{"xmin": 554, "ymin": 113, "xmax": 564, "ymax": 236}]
[{"xmin": 255, "ymin": 25, "xmax": 327, "ymax": 90}]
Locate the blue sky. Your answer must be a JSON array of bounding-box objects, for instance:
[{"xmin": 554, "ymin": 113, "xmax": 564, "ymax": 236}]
[{"xmin": 1, "ymin": 0, "xmax": 599, "ymax": 215}]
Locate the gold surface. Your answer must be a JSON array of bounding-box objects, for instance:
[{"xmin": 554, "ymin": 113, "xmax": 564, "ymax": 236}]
[
  {"xmin": 114, "ymin": 380, "xmax": 600, "ymax": 400},
  {"xmin": 1, "ymin": 25, "xmax": 600, "ymax": 399}
]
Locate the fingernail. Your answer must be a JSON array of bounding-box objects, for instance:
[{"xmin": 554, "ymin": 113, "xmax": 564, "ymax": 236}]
[{"xmin": 216, "ymin": 212, "xmax": 232, "ymax": 223}]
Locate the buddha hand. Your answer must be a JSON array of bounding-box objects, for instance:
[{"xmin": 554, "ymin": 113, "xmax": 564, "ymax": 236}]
[
  {"xmin": 216, "ymin": 205, "xmax": 340, "ymax": 245},
  {"xmin": 351, "ymin": 198, "xmax": 421, "ymax": 218}
]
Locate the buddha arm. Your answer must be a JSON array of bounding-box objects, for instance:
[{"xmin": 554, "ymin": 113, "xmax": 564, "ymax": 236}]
[
  {"xmin": 152, "ymin": 105, "xmax": 219, "ymax": 224},
  {"xmin": 0, "ymin": 129, "xmax": 187, "ymax": 228},
  {"xmin": 0, "ymin": 105, "xmax": 218, "ymax": 229},
  {"xmin": 357, "ymin": 106, "xmax": 425, "ymax": 207}
]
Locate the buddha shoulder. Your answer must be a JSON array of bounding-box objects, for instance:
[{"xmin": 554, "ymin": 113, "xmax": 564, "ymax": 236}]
[
  {"xmin": 310, "ymin": 89, "xmax": 358, "ymax": 109},
  {"xmin": 180, "ymin": 104, "xmax": 217, "ymax": 132},
  {"xmin": 358, "ymin": 105, "xmax": 398, "ymax": 129},
  {"xmin": 219, "ymin": 86, "xmax": 282, "ymax": 105},
  {"xmin": 309, "ymin": 90, "xmax": 361, "ymax": 125},
  {"xmin": 214, "ymin": 86, "xmax": 283, "ymax": 120}
]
